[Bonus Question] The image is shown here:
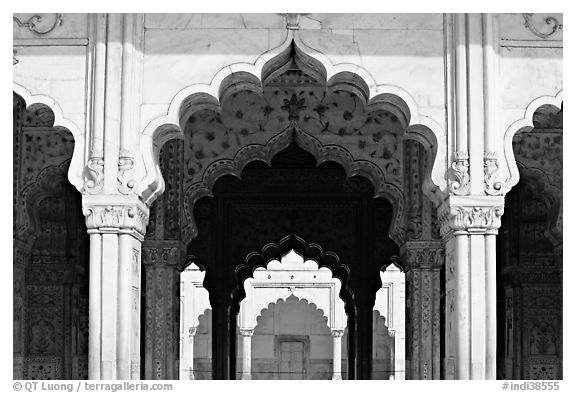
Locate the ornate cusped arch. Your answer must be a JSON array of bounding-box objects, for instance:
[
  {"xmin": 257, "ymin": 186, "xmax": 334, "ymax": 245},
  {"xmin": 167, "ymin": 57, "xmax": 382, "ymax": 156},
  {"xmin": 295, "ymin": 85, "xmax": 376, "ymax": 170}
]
[
  {"xmin": 13, "ymin": 83, "xmax": 85, "ymax": 192},
  {"xmin": 501, "ymin": 90, "xmax": 563, "ymax": 195},
  {"xmin": 181, "ymin": 126, "xmax": 405, "ymax": 246},
  {"xmin": 253, "ymin": 296, "xmax": 332, "ymax": 330},
  {"xmin": 231, "ymin": 234, "xmax": 353, "ymax": 313},
  {"xmin": 139, "ymin": 33, "xmax": 445, "ymax": 207}
]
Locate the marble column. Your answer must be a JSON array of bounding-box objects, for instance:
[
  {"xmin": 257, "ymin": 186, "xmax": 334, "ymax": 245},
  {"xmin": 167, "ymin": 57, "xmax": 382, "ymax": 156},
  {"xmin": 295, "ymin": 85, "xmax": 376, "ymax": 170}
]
[
  {"xmin": 402, "ymin": 241, "xmax": 444, "ymax": 380},
  {"xmin": 180, "ymin": 327, "xmax": 196, "ymax": 380},
  {"xmin": 439, "ymin": 195, "xmax": 503, "ymax": 380},
  {"xmin": 331, "ymin": 329, "xmax": 345, "ymax": 380},
  {"xmin": 239, "ymin": 328, "xmax": 254, "ymax": 380},
  {"xmin": 83, "ymin": 196, "xmax": 148, "ymax": 379},
  {"xmin": 142, "ymin": 240, "xmax": 185, "ymax": 380}
]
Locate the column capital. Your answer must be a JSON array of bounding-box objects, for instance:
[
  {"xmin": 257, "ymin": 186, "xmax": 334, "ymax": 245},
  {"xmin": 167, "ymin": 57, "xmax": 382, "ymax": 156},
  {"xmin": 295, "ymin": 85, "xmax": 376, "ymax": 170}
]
[
  {"xmin": 239, "ymin": 328, "xmax": 254, "ymax": 337},
  {"xmin": 400, "ymin": 241, "xmax": 445, "ymax": 270},
  {"xmin": 82, "ymin": 194, "xmax": 149, "ymax": 241},
  {"xmin": 331, "ymin": 329, "xmax": 345, "ymax": 338},
  {"xmin": 188, "ymin": 327, "xmax": 197, "ymax": 337},
  {"xmin": 438, "ymin": 195, "xmax": 504, "ymax": 238},
  {"xmin": 142, "ymin": 240, "xmax": 185, "ymax": 270}
]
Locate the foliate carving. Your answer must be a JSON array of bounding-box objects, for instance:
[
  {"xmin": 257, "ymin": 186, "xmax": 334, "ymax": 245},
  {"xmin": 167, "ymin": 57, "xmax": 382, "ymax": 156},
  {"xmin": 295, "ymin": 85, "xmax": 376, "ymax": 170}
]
[
  {"xmin": 82, "ymin": 202, "xmax": 149, "ymax": 240},
  {"xmin": 13, "ymin": 50, "xmax": 19, "ymax": 65},
  {"xmin": 83, "ymin": 154, "xmax": 104, "ymax": 194},
  {"xmin": 117, "ymin": 154, "xmax": 137, "ymax": 194},
  {"xmin": 484, "ymin": 151, "xmax": 503, "ymax": 195},
  {"xmin": 522, "ymin": 14, "xmax": 563, "ymax": 39},
  {"xmin": 239, "ymin": 328, "xmax": 254, "ymax": 337},
  {"xmin": 13, "ymin": 14, "xmax": 63, "ymax": 35},
  {"xmin": 402, "ymin": 243, "xmax": 445, "ymax": 270},
  {"xmin": 447, "ymin": 151, "xmax": 471, "ymax": 196},
  {"xmin": 439, "ymin": 199, "xmax": 504, "ymax": 237},
  {"xmin": 142, "ymin": 247, "xmax": 180, "ymax": 267},
  {"xmin": 331, "ymin": 329, "xmax": 345, "ymax": 338}
]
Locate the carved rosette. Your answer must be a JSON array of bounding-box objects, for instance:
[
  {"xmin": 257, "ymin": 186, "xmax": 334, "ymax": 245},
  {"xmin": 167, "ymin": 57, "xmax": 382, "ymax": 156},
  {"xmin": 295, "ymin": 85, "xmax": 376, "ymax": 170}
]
[
  {"xmin": 439, "ymin": 198, "xmax": 504, "ymax": 237},
  {"xmin": 447, "ymin": 151, "xmax": 471, "ymax": 196},
  {"xmin": 484, "ymin": 151, "xmax": 503, "ymax": 196},
  {"xmin": 117, "ymin": 154, "xmax": 138, "ymax": 194},
  {"xmin": 82, "ymin": 201, "xmax": 149, "ymax": 240}
]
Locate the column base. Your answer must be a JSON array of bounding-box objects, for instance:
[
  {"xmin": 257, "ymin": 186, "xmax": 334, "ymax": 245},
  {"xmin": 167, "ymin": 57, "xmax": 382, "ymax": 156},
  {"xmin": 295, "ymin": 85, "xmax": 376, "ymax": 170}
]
[
  {"xmin": 241, "ymin": 374, "xmax": 252, "ymax": 380},
  {"xmin": 332, "ymin": 374, "xmax": 342, "ymax": 380}
]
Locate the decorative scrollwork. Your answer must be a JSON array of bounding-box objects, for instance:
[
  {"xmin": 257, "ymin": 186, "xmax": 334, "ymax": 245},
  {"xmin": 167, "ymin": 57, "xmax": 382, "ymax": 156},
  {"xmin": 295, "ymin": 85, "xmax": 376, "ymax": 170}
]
[
  {"xmin": 484, "ymin": 151, "xmax": 503, "ymax": 195},
  {"xmin": 83, "ymin": 154, "xmax": 104, "ymax": 194},
  {"xmin": 117, "ymin": 155, "xmax": 137, "ymax": 194},
  {"xmin": 447, "ymin": 151, "xmax": 471, "ymax": 196},
  {"xmin": 522, "ymin": 14, "xmax": 563, "ymax": 39},
  {"xmin": 13, "ymin": 14, "xmax": 63, "ymax": 36}
]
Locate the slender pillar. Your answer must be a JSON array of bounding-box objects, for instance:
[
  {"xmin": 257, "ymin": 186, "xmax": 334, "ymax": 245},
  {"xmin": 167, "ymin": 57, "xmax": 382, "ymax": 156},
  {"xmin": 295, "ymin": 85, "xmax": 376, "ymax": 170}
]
[
  {"xmin": 180, "ymin": 327, "xmax": 196, "ymax": 380},
  {"xmin": 356, "ymin": 301, "xmax": 374, "ymax": 379},
  {"xmin": 142, "ymin": 240, "xmax": 184, "ymax": 380},
  {"xmin": 239, "ymin": 328, "xmax": 254, "ymax": 380},
  {"xmin": 211, "ymin": 297, "xmax": 231, "ymax": 380},
  {"xmin": 439, "ymin": 195, "xmax": 503, "ymax": 380},
  {"xmin": 402, "ymin": 241, "xmax": 444, "ymax": 380},
  {"xmin": 331, "ymin": 329, "xmax": 344, "ymax": 380},
  {"xmin": 83, "ymin": 197, "xmax": 149, "ymax": 379}
]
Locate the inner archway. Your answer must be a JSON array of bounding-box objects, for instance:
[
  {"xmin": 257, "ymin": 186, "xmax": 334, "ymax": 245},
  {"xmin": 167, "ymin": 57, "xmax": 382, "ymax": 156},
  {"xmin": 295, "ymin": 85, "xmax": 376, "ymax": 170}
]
[
  {"xmin": 186, "ymin": 140, "xmax": 399, "ymax": 379},
  {"xmin": 236, "ymin": 249, "xmax": 348, "ymax": 380}
]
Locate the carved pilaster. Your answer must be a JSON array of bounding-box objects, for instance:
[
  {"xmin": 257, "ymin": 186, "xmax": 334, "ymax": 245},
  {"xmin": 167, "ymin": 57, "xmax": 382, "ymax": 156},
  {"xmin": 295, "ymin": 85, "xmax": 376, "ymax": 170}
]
[
  {"xmin": 401, "ymin": 241, "xmax": 444, "ymax": 380},
  {"xmin": 142, "ymin": 240, "xmax": 185, "ymax": 380}
]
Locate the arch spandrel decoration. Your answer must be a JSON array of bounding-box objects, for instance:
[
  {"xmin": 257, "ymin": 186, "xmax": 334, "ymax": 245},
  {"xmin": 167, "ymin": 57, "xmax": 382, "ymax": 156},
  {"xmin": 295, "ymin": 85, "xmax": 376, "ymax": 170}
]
[{"xmin": 142, "ymin": 37, "xmax": 445, "ymax": 246}]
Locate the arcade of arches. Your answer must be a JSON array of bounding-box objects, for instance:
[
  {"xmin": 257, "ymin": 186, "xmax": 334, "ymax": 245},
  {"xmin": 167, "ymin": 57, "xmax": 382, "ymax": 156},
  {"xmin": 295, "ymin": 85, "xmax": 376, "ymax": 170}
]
[{"xmin": 13, "ymin": 13, "xmax": 562, "ymax": 380}]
